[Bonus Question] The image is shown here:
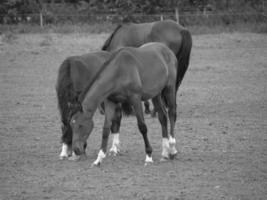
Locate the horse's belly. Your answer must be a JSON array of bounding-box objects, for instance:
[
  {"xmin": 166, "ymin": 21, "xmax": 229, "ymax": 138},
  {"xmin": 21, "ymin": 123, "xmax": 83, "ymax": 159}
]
[
  {"xmin": 140, "ymin": 77, "xmax": 168, "ymax": 100},
  {"xmin": 108, "ymin": 93, "xmax": 127, "ymax": 103}
]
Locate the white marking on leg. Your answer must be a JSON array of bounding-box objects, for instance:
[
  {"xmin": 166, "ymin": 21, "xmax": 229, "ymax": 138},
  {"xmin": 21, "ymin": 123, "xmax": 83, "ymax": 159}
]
[
  {"xmin": 93, "ymin": 149, "xmax": 106, "ymax": 166},
  {"xmin": 109, "ymin": 133, "xmax": 120, "ymax": 155},
  {"xmin": 169, "ymin": 136, "xmax": 177, "ymax": 155},
  {"xmin": 59, "ymin": 143, "xmax": 70, "ymax": 159},
  {"xmin": 162, "ymin": 138, "xmax": 170, "ymax": 158},
  {"xmin": 144, "ymin": 154, "xmax": 153, "ymax": 166}
]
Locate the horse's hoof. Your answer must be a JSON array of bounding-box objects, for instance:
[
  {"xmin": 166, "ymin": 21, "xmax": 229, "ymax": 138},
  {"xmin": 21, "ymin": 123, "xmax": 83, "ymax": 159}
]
[
  {"xmin": 144, "ymin": 155, "xmax": 153, "ymax": 166},
  {"xmin": 59, "ymin": 152, "xmax": 72, "ymax": 160},
  {"xmin": 91, "ymin": 162, "xmax": 100, "ymax": 168},
  {"xmin": 160, "ymin": 156, "xmax": 169, "ymax": 162},
  {"xmin": 59, "ymin": 155, "xmax": 68, "ymax": 160},
  {"xmin": 169, "ymin": 152, "xmax": 178, "ymax": 160},
  {"xmin": 109, "ymin": 148, "xmax": 120, "ymax": 156},
  {"xmin": 109, "ymin": 151, "xmax": 118, "ymax": 156},
  {"xmin": 109, "ymin": 142, "xmax": 120, "ymax": 156}
]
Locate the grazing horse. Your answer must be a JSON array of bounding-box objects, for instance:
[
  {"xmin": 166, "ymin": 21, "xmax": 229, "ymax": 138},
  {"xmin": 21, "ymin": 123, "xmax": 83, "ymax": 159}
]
[
  {"xmin": 56, "ymin": 51, "xmax": 123, "ymax": 159},
  {"xmin": 102, "ymin": 19, "xmax": 192, "ymax": 149},
  {"xmin": 71, "ymin": 42, "xmax": 178, "ymax": 166}
]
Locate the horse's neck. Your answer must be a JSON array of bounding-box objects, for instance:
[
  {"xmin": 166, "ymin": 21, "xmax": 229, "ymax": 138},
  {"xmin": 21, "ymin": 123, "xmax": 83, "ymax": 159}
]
[
  {"xmin": 81, "ymin": 67, "xmax": 117, "ymax": 113},
  {"xmin": 108, "ymin": 24, "xmax": 153, "ymax": 50}
]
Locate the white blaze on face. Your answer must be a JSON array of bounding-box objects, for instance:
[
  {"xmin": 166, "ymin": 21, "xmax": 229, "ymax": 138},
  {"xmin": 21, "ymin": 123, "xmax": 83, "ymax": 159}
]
[
  {"xmin": 93, "ymin": 149, "xmax": 106, "ymax": 166},
  {"xmin": 169, "ymin": 136, "xmax": 177, "ymax": 155},
  {"xmin": 162, "ymin": 138, "xmax": 170, "ymax": 158},
  {"xmin": 109, "ymin": 133, "xmax": 120, "ymax": 155},
  {"xmin": 59, "ymin": 143, "xmax": 70, "ymax": 159}
]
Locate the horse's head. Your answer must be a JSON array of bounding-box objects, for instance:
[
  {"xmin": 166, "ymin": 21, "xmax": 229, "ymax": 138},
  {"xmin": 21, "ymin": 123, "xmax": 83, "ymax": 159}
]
[{"xmin": 70, "ymin": 111, "xmax": 94, "ymax": 156}]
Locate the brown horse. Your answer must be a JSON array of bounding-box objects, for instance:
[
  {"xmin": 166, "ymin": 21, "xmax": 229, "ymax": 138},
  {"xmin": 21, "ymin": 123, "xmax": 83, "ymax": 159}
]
[
  {"xmin": 71, "ymin": 43, "xmax": 178, "ymax": 166},
  {"xmin": 102, "ymin": 20, "xmax": 192, "ymax": 150},
  {"xmin": 56, "ymin": 51, "xmax": 121, "ymax": 159},
  {"xmin": 102, "ymin": 19, "xmax": 192, "ymax": 94}
]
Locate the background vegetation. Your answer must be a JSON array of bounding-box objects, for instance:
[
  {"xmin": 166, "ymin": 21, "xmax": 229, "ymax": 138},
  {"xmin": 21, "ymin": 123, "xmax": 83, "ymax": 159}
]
[{"xmin": 0, "ymin": 0, "xmax": 266, "ymax": 34}]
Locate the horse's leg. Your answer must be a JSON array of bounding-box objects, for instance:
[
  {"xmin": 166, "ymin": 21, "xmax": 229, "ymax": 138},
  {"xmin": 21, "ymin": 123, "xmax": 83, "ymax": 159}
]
[
  {"xmin": 164, "ymin": 86, "xmax": 178, "ymax": 159},
  {"xmin": 150, "ymin": 108, "xmax": 157, "ymax": 118},
  {"xmin": 130, "ymin": 96, "xmax": 153, "ymax": 165},
  {"xmin": 144, "ymin": 101, "xmax": 151, "ymax": 114},
  {"xmin": 144, "ymin": 100, "xmax": 157, "ymax": 117},
  {"xmin": 109, "ymin": 103, "xmax": 122, "ymax": 156},
  {"xmin": 59, "ymin": 124, "xmax": 72, "ymax": 159},
  {"xmin": 151, "ymin": 96, "xmax": 169, "ymax": 160},
  {"xmin": 92, "ymin": 100, "xmax": 116, "ymax": 166},
  {"xmin": 99, "ymin": 102, "xmax": 121, "ymax": 155}
]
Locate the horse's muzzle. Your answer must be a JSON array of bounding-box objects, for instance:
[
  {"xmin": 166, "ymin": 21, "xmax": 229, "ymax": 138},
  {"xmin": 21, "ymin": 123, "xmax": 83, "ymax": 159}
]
[
  {"xmin": 73, "ymin": 147, "xmax": 82, "ymax": 155},
  {"xmin": 73, "ymin": 142, "xmax": 87, "ymax": 156}
]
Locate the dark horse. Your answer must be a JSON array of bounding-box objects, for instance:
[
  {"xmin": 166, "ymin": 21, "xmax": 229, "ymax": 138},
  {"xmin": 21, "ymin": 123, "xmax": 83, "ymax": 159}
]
[
  {"xmin": 71, "ymin": 43, "xmax": 178, "ymax": 166},
  {"xmin": 102, "ymin": 19, "xmax": 192, "ymax": 101},
  {"xmin": 56, "ymin": 51, "xmax": 118, "ymax": 159},
  {"xmin": 101, "ymin": 19, "xmax": 192, "ymax": 156}
]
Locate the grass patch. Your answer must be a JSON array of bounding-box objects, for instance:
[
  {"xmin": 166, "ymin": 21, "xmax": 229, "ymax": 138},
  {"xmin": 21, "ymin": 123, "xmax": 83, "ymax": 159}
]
[
  {"xmin": 39, "ymin": 34, "xmax": 53, "ymax": 46},
  {"xmin": 0, "ymin": 31, "xmax": 18, "ymax": 44}
]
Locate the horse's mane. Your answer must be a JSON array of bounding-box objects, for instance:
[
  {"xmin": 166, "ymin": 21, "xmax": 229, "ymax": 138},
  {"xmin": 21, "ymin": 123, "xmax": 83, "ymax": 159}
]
[
  {"xmin": 101, "ymin": 24, "xmax": 123, "ymax": 50},
  {"xmin": 78, "ymin": 48, "xmax": 125, "ymax": 103}
]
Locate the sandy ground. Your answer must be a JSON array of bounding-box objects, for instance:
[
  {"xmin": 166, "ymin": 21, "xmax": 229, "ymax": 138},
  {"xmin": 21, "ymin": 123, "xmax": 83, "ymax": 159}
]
[{"xmin": 0, "ymin": 32, "xmax": 266, "ymax": 200}]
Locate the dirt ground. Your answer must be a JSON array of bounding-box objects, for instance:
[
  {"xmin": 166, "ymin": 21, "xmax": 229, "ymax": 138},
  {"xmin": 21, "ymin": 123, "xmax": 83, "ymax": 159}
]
[{"xmin": 0, "ymin": 32, "xmax": 266, "ymax": 200}]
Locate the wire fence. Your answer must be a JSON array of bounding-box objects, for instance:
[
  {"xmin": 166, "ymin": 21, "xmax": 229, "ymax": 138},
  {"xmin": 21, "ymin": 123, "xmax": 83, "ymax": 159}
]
[{"xmin": 1, "ymin": 11, "xmax": 266, "ymax": 27}]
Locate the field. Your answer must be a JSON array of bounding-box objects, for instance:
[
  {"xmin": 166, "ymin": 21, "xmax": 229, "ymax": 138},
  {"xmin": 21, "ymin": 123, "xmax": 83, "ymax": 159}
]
[{"xmin": 0, "ymin": 32, "xmax": 267, "ymax": 200}]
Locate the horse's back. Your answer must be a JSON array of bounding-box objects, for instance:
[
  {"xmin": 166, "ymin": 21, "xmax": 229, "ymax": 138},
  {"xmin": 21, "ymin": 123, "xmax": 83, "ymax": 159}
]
[
  {"xmin": 138, "ymin": 42, "xmax": 177, "ymax": 83},
  {"xmin": 74, "ymin": 51, "xmax": 110, "ymax": 70},
  {"xmin": 63, "ymin": 51, "xmax": 111, "ymax": 92},
  {"xmin": 148, "ymin": 20, "xmax": 186, "ymax": 54},
  {"xmin": 114, "ymin": 43, "xmax": 177, "ymax": 98},
  {"xmin": 107, "ymin": 22, "xmax": 155, "ymax": 50},
  {"xmin": 105, "ymin": 20, "xmax": 186, "ymax": 54}
]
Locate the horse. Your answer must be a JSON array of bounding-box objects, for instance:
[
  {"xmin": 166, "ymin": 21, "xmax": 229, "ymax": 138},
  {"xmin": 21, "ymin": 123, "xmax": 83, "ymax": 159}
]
[
  {"xmin": 102, "ymin": 19, "xmax": 192, "ymax": 150},
  {"xmin": 102, "ymin": 19, "xmax": 192, "ymax": 102},
  {"xmin": 56, "ymin": 51, "xmax": 122, "ymax": 159},
  {"xmin": 70, "ymin": 42, "xmax": 178, "ymax": 166}
]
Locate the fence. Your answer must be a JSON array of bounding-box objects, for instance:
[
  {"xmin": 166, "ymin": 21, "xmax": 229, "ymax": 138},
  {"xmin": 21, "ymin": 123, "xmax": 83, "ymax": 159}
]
[{"xmin": 1, "ymin": 11, "xmax": 266, "ymax": 27}]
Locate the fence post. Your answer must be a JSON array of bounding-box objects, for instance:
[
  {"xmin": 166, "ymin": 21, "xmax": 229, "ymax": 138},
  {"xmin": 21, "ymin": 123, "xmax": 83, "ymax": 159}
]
[
  {"xmin": 203, "ymin": 7, "xmax": 208, "ymax": 18},
  {"xmin": 160, "ymin": 14, "xmax": 164, "ymax": 21},
  {"xmin": 175, "ymin": 7, "xmax": 179, "ymax": 24},
  {"xmin": 40, "ymin": 12, "xmax": 43, "ymax": 28}
]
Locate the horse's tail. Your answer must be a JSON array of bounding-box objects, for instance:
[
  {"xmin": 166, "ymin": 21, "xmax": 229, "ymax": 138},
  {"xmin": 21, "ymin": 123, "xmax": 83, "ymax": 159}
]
[
  {"xmin": 56, "ymin": 58, "xmax": 81, "ymax": 145},
  {"xmin": 176, "ymin": 29, "xmax": 192, "ymax": 91},
  {"xmin": 56, "ymin": 59, "xmax": 72, "ymax": 125},
  {"xmin": 101, "ymin": 24, "xmax": 123, "ymax": 51}
]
